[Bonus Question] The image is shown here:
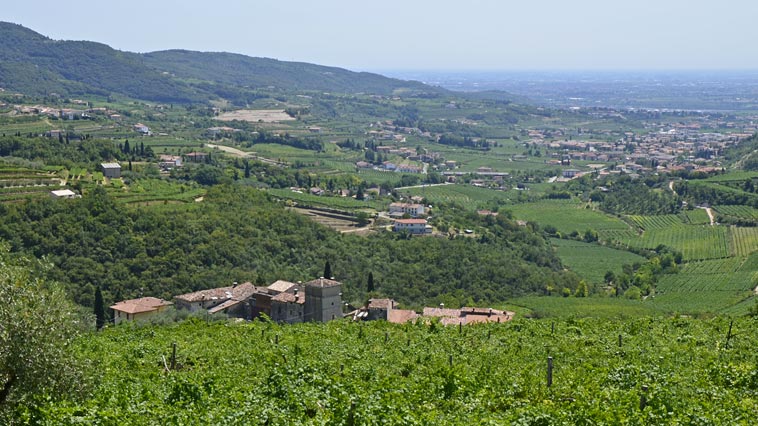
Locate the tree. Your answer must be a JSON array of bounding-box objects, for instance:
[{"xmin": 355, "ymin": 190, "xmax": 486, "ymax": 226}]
[
  {"xmin": 367, "ymin": 272, "xmax": 374, "ymax": 292},
  {"xmin": 323, "ymin": 260, "xmax": 332, "ymax": 279},
  {"xmin": 0, "ymin": 245, "xmax": 88, "ymax": 418},
  {"xmin": 94, "ymin": 286, "xmax": 105, "ymax": 330}
]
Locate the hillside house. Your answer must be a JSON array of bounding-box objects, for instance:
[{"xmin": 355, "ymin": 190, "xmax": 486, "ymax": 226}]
[
  {"xmin": 101, "ymin": 162, "xmax": 121, "ymax": 178},
  {"xmin": 389, "ymin": 202, "xmax": 425, "ymax": 218},
  {"xmin": 393, "ymin": 218, "xmax": 431, "ymax": 234},
  {"xmin": 110, "ymin": 297, "xmax": 173, "ymax": 324},
  {"xmin": 159, "ymin": 154, "xmax": 182, "ymax": 170},
  {"xmin": 134, "ymin": 123, "xmax": 150, "ymax": 135}
]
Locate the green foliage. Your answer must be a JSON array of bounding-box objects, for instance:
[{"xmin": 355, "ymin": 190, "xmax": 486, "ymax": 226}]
[
  {"xmin": 29, "ymin": 317, "xmax": 758, "ymax": 424},
  {"xmin": 0, "ymin": 185, "xmax": 574, "ymax": 309},
  {"xmin": 598, "ymin": 177, "xmax": 680, "ymax": 215},
  {"xmin": 0, "ymin": 245, "xmax": 89, "ymax": 421}
]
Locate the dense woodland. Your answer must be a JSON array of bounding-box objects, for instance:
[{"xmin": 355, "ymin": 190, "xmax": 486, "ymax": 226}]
[{"xmin": 0, "ymin": 185, "xmax": 577, "ymax": 311}]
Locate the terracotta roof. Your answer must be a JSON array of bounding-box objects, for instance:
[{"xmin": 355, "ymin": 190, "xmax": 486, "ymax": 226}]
[
  {"xmin": 175, "ymin": 282, "xmax": 256, "ymax": 303},
  {"xmin": 110, "ymin": 297, "xmax": 172, "ymax": 314},
  {"xmin": 368, "ymin": 298, "xmax": 396, "ymax": 310},
  {"xmin": 422, "ymin": 307, "xmax": 463, "ymax": 318},
  {"xmin": 305, "ymin": 278, "xmax": 342, "ymax": 288},
  {"xmin": 387, "ymin": 309, "xmax": 419, "ymax": 324},
  {"xmin": 267, "ymin": 280, "xmax": 298, "ymax": 294},
  {"xmin": 271, "ymin": 292, "xmax": 305, "ymax": 304},
  {"xmin": 208, "ymin": 298, "xmax": 245, "ymax": 314}
]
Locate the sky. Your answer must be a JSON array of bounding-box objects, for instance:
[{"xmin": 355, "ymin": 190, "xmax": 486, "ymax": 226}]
[{"xmin": 4, "ymin": 0, "xmax": 758, "ymax": 72}]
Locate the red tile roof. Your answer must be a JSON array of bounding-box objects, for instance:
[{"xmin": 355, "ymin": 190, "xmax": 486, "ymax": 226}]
[
  {"xmin": 110, "ymin": 297, "xmax": 172, "ymax": 314},
  {"xmin": 175, "ymin": 282, "xmax": 256, "ymax": 303}
]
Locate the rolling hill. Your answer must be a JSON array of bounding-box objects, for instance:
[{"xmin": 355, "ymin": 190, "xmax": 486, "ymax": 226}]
[{"xmin": 0, "ymin": 22, "xmax": 445, "ymax": 103}]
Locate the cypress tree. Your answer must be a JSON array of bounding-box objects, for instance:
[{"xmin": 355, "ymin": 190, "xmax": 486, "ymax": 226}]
[
  {"xmin": 367, "ymin": 272, "xmax": 374, "ymax": 292},
  {"xmin": 324, "ymin": 260, "xmax": 332, "ymax": 279},
  {"xmin": 94, "ymin": 286, "xmax": 105, "ymax": 330}
]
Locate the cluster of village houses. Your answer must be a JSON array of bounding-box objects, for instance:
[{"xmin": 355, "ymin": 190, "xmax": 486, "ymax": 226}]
[{"xmin": 109, "ymin": 276, "xmax": 513, "ymax": 326}]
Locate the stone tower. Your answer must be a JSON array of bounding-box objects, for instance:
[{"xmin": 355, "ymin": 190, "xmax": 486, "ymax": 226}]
[{"xmin": 304, "ymin": 277, "xmax": 342, "ymax": 322}]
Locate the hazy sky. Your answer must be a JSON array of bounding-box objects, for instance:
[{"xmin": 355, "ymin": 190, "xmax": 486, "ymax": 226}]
[{"xmin": 5, "ymin": 0, "xmax": 757, "ymax": 72}]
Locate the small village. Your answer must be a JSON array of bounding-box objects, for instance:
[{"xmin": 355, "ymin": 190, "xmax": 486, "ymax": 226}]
[{"xmin": 110, "ymin": 276, "xmax": 514, "ymax": 327}]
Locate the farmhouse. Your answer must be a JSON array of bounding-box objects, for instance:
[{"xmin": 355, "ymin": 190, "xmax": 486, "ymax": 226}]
[
  {"xmin": 393, "ymin": 218, "xmax": 431, "ymax": 234},
  {"xmin": 185, "ymin": 152, "xmax": 208, "ymax": 163},
  {"xmin": 101, "ymin": 162, "xmax": 121, "ymax": 178},
  {"xmin": 389, "ymin": 202, "xmax": 425, "ymax": 218},
  {"xmin": 133, "ymin": 123, "xmax": 150, "ymax": 135},
  {"xmin": 159, "ymin": 154, "xmax": 182, "ymax": 170},
  {"xmin": 110, "ymin": 297, "xmax": 173, "ymax": 324}
]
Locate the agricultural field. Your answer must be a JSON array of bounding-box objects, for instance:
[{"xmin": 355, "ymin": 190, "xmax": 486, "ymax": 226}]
[
  {"xmin": 268, "ymin": 188, "xmax": 385, "ymax": 211},
  {"xmin": 509, "ymin": 296, "xmax": 662, "ymax": 317},
  {"xmin": 714, "ymin": 205, "xmax": 758, "ymax": 220},
  {"xmin": 107, "ymin": 179, "xmax": 206, "ymax": 206},
  {"xmin": 32, "ymin": 317, "xmax": 758, "ymax": 424},
  {"xmin": 397, "ymin": 184, "xmax": 511, "ymax": 209},
  {"xmin": 609, "ymin": 225, "xmax": 730, "ymax": 261},
  {"xmin": 730, "ymin": 226, "xmax": 758, "ymax": 257},
  {"xmin": 550, "ymin": 238, "xmax": 646, "ymax": 285},
  {"xmin": 508, "ymin": 199, "xmax": 630, "ymax": 235}
]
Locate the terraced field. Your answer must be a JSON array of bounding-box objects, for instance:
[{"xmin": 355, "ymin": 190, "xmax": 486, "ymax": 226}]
[{"xmin": 268, "ymin": 188, "xmax": 385, "ymax": 210}]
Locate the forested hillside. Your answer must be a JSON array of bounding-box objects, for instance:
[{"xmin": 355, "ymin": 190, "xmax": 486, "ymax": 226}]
[
  {"xmin": 141, "ymin": 50, "xmax": 437, "ymax": 96},
  {"xmin": 0, "ymin": 185, "xmax": 576, "ymax": 309},
  {"xmin": 0, "ymin": 22, "xmax": 450, "ymax": 104}
]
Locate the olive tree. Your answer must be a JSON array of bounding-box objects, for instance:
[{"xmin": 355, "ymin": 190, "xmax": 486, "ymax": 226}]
[{"xmin": 0, "ymin": 244, "xmax": 88, "ymax": 420}]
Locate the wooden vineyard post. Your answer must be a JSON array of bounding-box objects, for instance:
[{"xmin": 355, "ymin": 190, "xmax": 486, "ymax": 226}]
[
  {"xmin": 171, "ymin": 342, "xmax": 177, "ymax": 370},
  {"xmin": 547, "ymin": 356, "xmax": 553, "ymax": 388},
  {"xmin": 640, "ymin": 385, "xmax": 649, "ymax": 410}
]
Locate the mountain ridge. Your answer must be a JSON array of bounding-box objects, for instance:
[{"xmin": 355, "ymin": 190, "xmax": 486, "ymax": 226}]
[{"xmin": 0, "ymin": 22, "xmax": 453, "ymax": 103}]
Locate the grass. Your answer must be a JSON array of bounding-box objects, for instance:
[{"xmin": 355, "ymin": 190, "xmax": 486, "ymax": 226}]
[{"xmin": 398, "ymin": 184, "xmax": 511, "ymax": 209}]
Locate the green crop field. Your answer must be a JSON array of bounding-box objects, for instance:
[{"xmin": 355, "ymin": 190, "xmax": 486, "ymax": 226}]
[
  {"xmin": 682, "ymin": 208, "xmax": 711, "ymax": 225},
  {"xmin": 550, "ymin": 238, "xmax": 646, "ymax": 284},
  {"xmin": 610, "ymin": 225, "xmax": 730, "ymax": 261},
  {"xmin": 398, "ymin": 184, "xmax": 511, "ymax": 208},
  {"xmin": 509, "ymin": 296, "xmax": 662, "ymax": 317},
  {"xmin": 627, "ymin": 214, "xmax": 684, "ymax": 231},
  {"xmin": 30, "ymin": 317, "xmax": 758, "ymax": 424},
  {"xmin": 730, "ymin": 226, "xmax": 758, "ymax": 257},
  {"xmin": 508, "ymin": 200, "xmax": 630, "ymax": 234},
  {"xmin": 715, "ymin": 205, "xmax": 758, "ymax": 220}
]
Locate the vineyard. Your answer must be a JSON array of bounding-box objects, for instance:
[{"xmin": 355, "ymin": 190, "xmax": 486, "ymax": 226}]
[
  {"xmin": 550, "ymin": 238, "xmax": 646, "ymax": 284},
  {"xmin": 609, "ymin": 225, "xmax": 731, "ymax": 261},
  {"xmin": 30, "ymin": 317, "xmax": 758, "ymax": 424},
  {"xmin": 715, "ymin": 205, "xmax": 758, "ymax": 220}
]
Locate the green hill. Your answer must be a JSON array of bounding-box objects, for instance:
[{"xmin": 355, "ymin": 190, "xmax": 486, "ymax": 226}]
[
  {"xmin": 141, "ymin": 50, "xmax": 439, "ymax": 96},
  {"xmin": 0, "ymin": 22, "xmax": 449, "ymax": 104}
]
